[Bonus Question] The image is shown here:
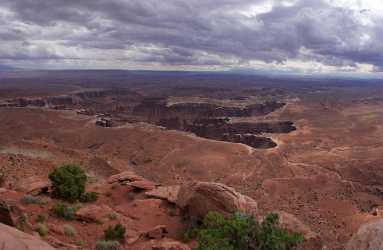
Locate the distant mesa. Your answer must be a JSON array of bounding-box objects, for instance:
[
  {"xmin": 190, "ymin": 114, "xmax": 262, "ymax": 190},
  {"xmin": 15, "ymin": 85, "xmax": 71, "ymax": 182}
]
[{"xmin": 0, "ymin": 89, "xmax": 295, "ymax": 149}]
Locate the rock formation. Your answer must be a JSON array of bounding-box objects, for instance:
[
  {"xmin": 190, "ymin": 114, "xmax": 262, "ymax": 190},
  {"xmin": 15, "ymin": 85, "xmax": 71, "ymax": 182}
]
[
  {"xmin": 346, "ymin": 219, "xmax": 383, "ymax": 250},
  {"xmin": 176, "ymin": 181, "xmax": 258, "ymax": 220},
  {"xmin": 0, "ymin": 223, "xmax": 55, "ymax": 250}
]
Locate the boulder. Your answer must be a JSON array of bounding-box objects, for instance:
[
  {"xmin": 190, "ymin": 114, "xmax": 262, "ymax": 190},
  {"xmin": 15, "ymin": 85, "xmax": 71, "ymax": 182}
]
[
  {"xmin": 18, "ymin": 177, "xmax": 51, "ymax": 195},
  {"xmin": 107, "ymin": 171, "xmax": 145, "ymax": 184},
  {"xmin": 146, "ymin": 186, "xmax": 180, "ymax": 203},
  {"xmin": 0, "ymin": 222, "xmax": 55, "ymax": 250},
  {"xmin": 346, "ymin": 219, "xmax": 383, "ymax": 250},
  {"xmin": 177, "ymin": 182, "xmax": 257, "ymax": 220},
  {"xmin": 145, "ymin": 225, "xmax": 168, "ymax": 239}
]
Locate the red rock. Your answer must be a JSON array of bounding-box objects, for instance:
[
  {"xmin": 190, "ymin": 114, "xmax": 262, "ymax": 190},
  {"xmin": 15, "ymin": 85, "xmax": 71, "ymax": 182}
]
[
  {"xmin": 0, "ymin": 199, "xmax": 29, "ymax": 229},
  {"xmin": 75, "ymin": 204, "xmax": 116, "ymax": 223},
  {"xmin": 18, "ymin": 177, "xmax": 51, "ymax": 195},
  {"xmin": 127, "ymin": 180, "xmax": 158, "ymax": 190},
  {"xmin": 145, "ymin": 225, "xmax": 168, "ymax": 239},
  {"xmin": 177, "ymin": 181, "xmax": 258, "ymax": 220},
  {"xmin": 276, "ymin": 211, "xmax": 317, "ymax": 239},
  {"xmin": 107, "ymin": 171, "xmax": 145, "ymax": 184},
  {"xmin": 45, "ymin": 235, "xmax": 78, "ymax": 249},
  {"xmin": 346, "ymin": 219, "xmax": 383, "ymax": 250},
  {"xmin": 146, "ymin": 186, "xmax": 180, "ymax": 203},
  {"xmin": 0, "ymin": 222, "xmax": 55, "ymax": 250},
  {"xmin": 151, "ymin": 239, "xmax": 191, "ymax": 250}
]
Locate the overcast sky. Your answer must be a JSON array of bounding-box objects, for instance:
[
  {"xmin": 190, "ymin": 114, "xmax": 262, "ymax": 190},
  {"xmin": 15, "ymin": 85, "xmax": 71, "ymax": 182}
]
[{"xmin": 0, "ymin": 0, "xmax": 382, "ymax": 76}]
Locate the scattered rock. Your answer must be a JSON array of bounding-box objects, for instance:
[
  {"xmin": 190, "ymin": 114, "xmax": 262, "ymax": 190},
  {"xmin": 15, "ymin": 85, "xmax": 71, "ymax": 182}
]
[
  {"xmin": 146, "ymin": 186, "xmax": 180, "ymax": 203},
  {"xmin": 75, "ymin": 204, "xmax": 115, "ymax": 223},
  {"xmin": 177, "ymin": 182, "xmax": 258, "ymax": 220},
  {"xmin": 107, "ymin": 171, "xmax": 145, "ymax": 184},
  {"xmin": 127, "ymin": 180, "xmax": 158, "ymax": 190},
  {"xmin": 0, "ymin": 222, "xmax": 55, "ymax": 250},
  {"xmin": 346, "ymin": 219, "xmax": 383, "ymax": 250},
  {"xmin": 145, "ymin": 225, "xmax": 168, "ymax": 239}
]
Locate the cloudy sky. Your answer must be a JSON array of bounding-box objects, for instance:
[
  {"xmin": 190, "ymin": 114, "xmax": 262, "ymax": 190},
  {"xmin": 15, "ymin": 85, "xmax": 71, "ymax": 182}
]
[{"xmin": 0, "ymin": 0, "xmax": 382, "ymax": 76}]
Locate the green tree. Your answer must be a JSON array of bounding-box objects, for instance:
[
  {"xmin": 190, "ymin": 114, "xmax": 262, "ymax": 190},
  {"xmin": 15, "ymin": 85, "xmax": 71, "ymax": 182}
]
[{"xmin": 49, "ymin": 164, "xmax": 87, "ymax": 202}]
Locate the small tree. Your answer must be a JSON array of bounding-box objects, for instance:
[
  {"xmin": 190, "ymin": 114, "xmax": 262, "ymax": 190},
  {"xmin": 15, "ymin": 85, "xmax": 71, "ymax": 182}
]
[
  {"xmin": 193, "ymin": 212, "xmax": 303, "ymax": 250},
  {"xmin": 49, "ymin": 164, "xmax": 87, "ymax": 202}
]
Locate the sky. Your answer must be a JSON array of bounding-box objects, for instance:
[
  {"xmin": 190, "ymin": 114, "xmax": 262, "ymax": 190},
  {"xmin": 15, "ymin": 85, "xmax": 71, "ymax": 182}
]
[{"xmin": 0, "ymin": 0, "xmax": 382, "ymax": 77}]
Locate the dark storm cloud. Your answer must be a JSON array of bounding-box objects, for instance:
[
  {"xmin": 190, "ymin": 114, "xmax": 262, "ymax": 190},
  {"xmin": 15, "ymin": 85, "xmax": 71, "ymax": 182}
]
[{"xmin": 0, "ymin": 0, "xmax": 382, "ymax": 72}]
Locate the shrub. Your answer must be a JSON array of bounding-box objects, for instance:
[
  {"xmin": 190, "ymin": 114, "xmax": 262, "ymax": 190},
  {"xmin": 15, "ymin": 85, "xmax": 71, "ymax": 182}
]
[
  {"xmin": 192, "ymin": 212, "xmax": 303, "ymax": 250},
  {"xmin": 95, "ymin": 240, "xmax": 121, "ymax": 250},
  {"xmin": 104, "ymin": 224, "xmax": 126, "ymax": 242},
  {"xmin": 52, "ymin": 202, "xmax": 76, "ymax": 220},
  {"xmin": 49, "ymin": 164, "xmax": 87, "ymax": 202},
  {"xmin": 63, "ymin": 224, "xmax": 77, "ymax": 236},
  {"xmin": 36, "ymin": 214, "xmax": 46, "ymax": 223},
  {"xmin": 21, "ymin": 195, "xmax": 47, "ymax": 205},
  {"xmin": 254, "ymin": 213, "xmax": 304, "ymax": 250},
  {"xmin": 80, "ymin": 192, "xmax": 98, "ymax": 203},
  {"xmin": 35, "ymin": 223, "xmax": 48, "ymax": 236}
]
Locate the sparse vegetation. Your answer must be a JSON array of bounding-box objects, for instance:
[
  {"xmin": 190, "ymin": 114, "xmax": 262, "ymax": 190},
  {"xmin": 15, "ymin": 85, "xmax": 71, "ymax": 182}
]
[
  {"xmin": 95, "ymin": 240, "xmax": 121, "ymax": 250},
  {"xmin": 35, "ymin": 223, "xmax": 49, "ymax": 236},
  {"xmin": 108, "ymin": 212, "xmax": 118, "ymax": 220},
  {"xmin": 63, "ymin": 224, "xmax": 77, "ymax": 236},
  {"xmin": 36, "ymin": 214, "xmax": 46, "ymax": 223},
  {"xmin": 49, "ymin": 164, "xmax": 87, "ymax": 202},
  {"xmin": 16, "ymin": 213, "xmax": 29, "ymax": 231},
  {"xmin": 80, "ymin": 191, "xmax": 98, "ymax": 203},
  {"xmin": 52, "ymin": 202, "xmax": 76, "ymax": 220},
  {"xmin": 104, "ymin": 224, "xmax": 126, "ymax": 242},
  {"xmin": 187, "ymin": 212, "xmax": 304, "ymax": 250},
  {"xmin": 21, "ymin": 195, "xmax": 47, "ymax": 205}
]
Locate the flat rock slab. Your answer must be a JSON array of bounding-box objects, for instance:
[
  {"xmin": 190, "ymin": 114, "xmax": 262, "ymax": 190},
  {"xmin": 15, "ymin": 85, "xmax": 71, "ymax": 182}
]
[
  {"xmin": 107, "ymin": 171, "xmax": 145, "ymax": 184},
  {"xmin": 127, "ymin": 180, "xmax": 158, "ymax": 190},
  {"xmin": 145, "ymin": 186, "xmax": 180, "ymax": 203},
  {"xmin": 0, "ymin": 222, "xmax": 55, "ymax": 250}
]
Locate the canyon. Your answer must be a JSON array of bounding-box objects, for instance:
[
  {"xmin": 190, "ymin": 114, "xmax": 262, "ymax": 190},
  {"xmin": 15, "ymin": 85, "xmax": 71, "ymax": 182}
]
[{"xmin": 1, "ymin": 71, "xmax": 383, "ymax": 249}]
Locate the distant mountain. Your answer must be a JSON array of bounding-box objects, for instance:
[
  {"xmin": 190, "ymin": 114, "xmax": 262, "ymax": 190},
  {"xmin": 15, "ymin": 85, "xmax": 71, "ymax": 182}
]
[{"xmin": 0, "ymin": 64, "xmax": 14, "ymax": 70}]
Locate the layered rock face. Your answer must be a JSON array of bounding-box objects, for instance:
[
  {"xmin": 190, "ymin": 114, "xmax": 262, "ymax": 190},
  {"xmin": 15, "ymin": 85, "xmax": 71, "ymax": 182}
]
[
  {"xmin": 133, "ymin": 98, "xmax": 295, "ymax": 149},
  {"xmin": 133, "ymin": 99, "xmax": 285, "ymax": 119},
  {"xmin": 0, "ymin": 88, "xmax": 295, "ymax": 149}
]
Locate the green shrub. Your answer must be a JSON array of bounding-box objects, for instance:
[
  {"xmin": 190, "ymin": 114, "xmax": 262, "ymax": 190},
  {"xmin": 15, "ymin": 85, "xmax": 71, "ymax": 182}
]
[
  {"xmin": 35, "ymin": 223, "xmax": 48, "ymax": 236},
  {"xmin": 49, "ymin": 164, "xmax": 87, "ymax": 202},
  {"xmin": 104, "ymin": 224, "xmax": 126, "ymax": 242},
  {"xmin": 80, "ymin": 192, "xmax": 98, "ymax": 203},
  {"xmin": 95, "ymin": 240, "xmax": 121, "ymax": 250},
  {"xmin": 192, "ymin": 212, "xmax": 303, "ymax": 250},
  {"xmin": 21, "ymin": 195, "xmax": 47, "ymax": 205},
  {"xmin": 63, "ymin": 224, "xmax": 77, "ymax": 236},
  {"xmin": 52, "ymin": 202, "xmax": 76, "ymax": 220}
]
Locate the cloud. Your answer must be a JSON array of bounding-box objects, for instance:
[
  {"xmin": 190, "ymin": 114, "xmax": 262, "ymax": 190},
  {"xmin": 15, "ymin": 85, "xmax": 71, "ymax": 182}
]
[{"xmin": 0, "ymin": 0, "xmax": 382, "ymax": 75}]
